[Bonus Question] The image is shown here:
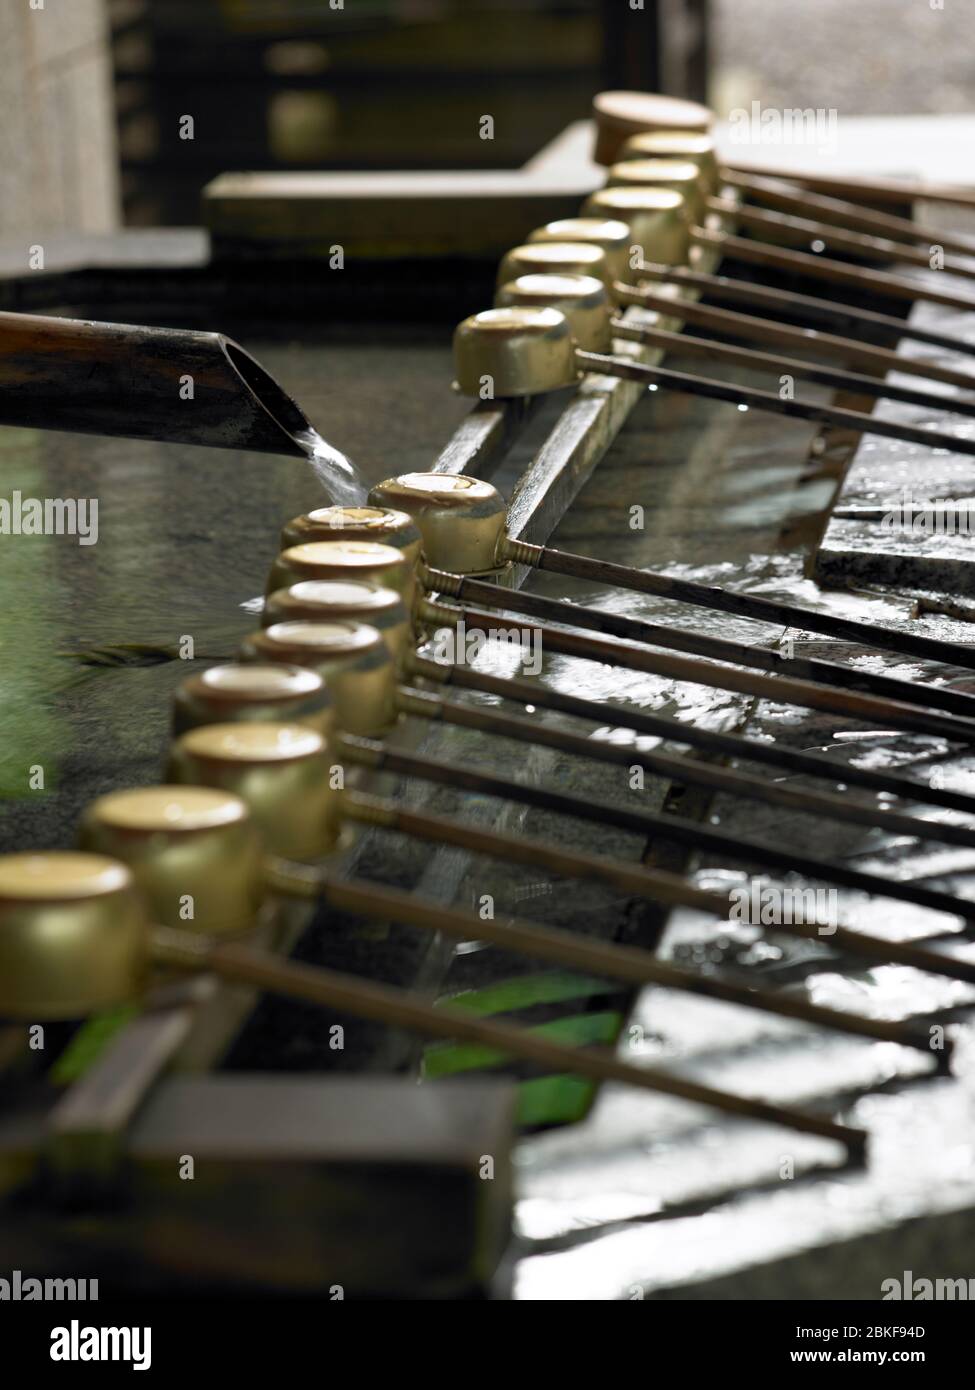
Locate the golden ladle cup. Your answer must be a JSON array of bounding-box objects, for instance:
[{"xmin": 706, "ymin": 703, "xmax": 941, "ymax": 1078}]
[
  {"xmin": 279, "ymin": 504, "xmax": 421, "ymax": 562},
  {"xmin": 616, "ymin": 130, "xmax": 720, "ymax": 193},
  {"xmin": 493, "ymin": 272, "xmax": 975, "ymax": 424},
  {"xmin": 555, "ymin": 186, "xmax": 975, "ymax": 386},
  {"xmin": 607, "ymin": 95, "xmax": 975, "ymax": 262},
  {"xmin": 447, "ymin": 306, "xmax": 975, "ymax": 456},
  {"xmin": 69, "ymin": 756, "xmax": 948, "ymax": 1077},
  {"xmin": 605, "ymin": 157, "xmax": 706, "ymax": 223},
  {"xmin": 589, "ymin": 97, "xmax": 975, "ymax": 309},
  {"xmin": 265, "ymin": 539, "xmax": 412, "ymax": 601},
  {"xmin": 165, "ymin": 595, "xmax": 975, "ymax": 936},
  {"xmin": 525, "ymin": 217, "xmax": 632, "ymax": 284},
  {"xmin": 73, "ymin": 780, "xmax": 945, "ymax": 1075},
  {"xmin": 579, "ymin": 186, "xmax": 689, "ymax": 268},
  {"xmin": 238, "ymin": 618, "xmax": 397, "ymax": 737},
  {"xmin": 179, "ymin": 557, "xmax": 975, "ymax": 820},
  {"xmin": 173, "ymin": 662, "xmax": 334, "ymax": 738},
  {"xmin": 494, "ymin": 240, "xmax": 614, "ymax": 289},
  {"xmin": 588, "ymin": 88, "xmax": 975, "ymax": 213},
  {"xmin": 0, "ymin": 847, "xmax": 867, "ymax": 1151},
  {"xmin": 366, "ymin": 464, "xmax": 975, "ymax": 687},
  {"xmin": 263, "ymin": 579, "xmax": 410, "ymax": 659},
  {"xmin": 591, "ymin": 89, "xmax": 712, "ymax": 167}
]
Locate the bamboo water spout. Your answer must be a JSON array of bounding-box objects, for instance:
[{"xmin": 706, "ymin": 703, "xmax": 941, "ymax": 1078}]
[{"xmin": 0, "ymin": 310, "xmax": 329, "ymax": 461}]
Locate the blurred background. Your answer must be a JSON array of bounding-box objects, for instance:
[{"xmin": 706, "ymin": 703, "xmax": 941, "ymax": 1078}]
[{"xmin": 0, "ymin": 0, "xmax": 971, "ymax": 234}]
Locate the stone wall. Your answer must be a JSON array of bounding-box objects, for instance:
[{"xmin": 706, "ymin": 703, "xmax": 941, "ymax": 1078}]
[{"xmin": 0, "ymin": 0, "xmax": 119, "ymax": 238}]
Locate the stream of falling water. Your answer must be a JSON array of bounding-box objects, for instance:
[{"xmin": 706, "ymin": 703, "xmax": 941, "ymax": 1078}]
[
  {"xmin": 237, "ymin": 427, "xmax": 369, "ymax": 613},
  {"xmin": 294, "ymin": 428, "xmax": 368, "ymax": 506}
]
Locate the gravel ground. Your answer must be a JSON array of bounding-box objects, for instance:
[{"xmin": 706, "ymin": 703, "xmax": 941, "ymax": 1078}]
[{"xmin": 713, "ymin": 0, "xmax": 974, "ymax": 118}]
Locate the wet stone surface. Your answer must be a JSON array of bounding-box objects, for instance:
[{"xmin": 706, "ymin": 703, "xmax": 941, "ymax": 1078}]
[
  {"xmin": 817, "ymin": 274, "xmax": 975, "ymax": 594},
  {"xmin": 509, "ymin": 341, "xmax": 975, "ymax": 1299}
]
